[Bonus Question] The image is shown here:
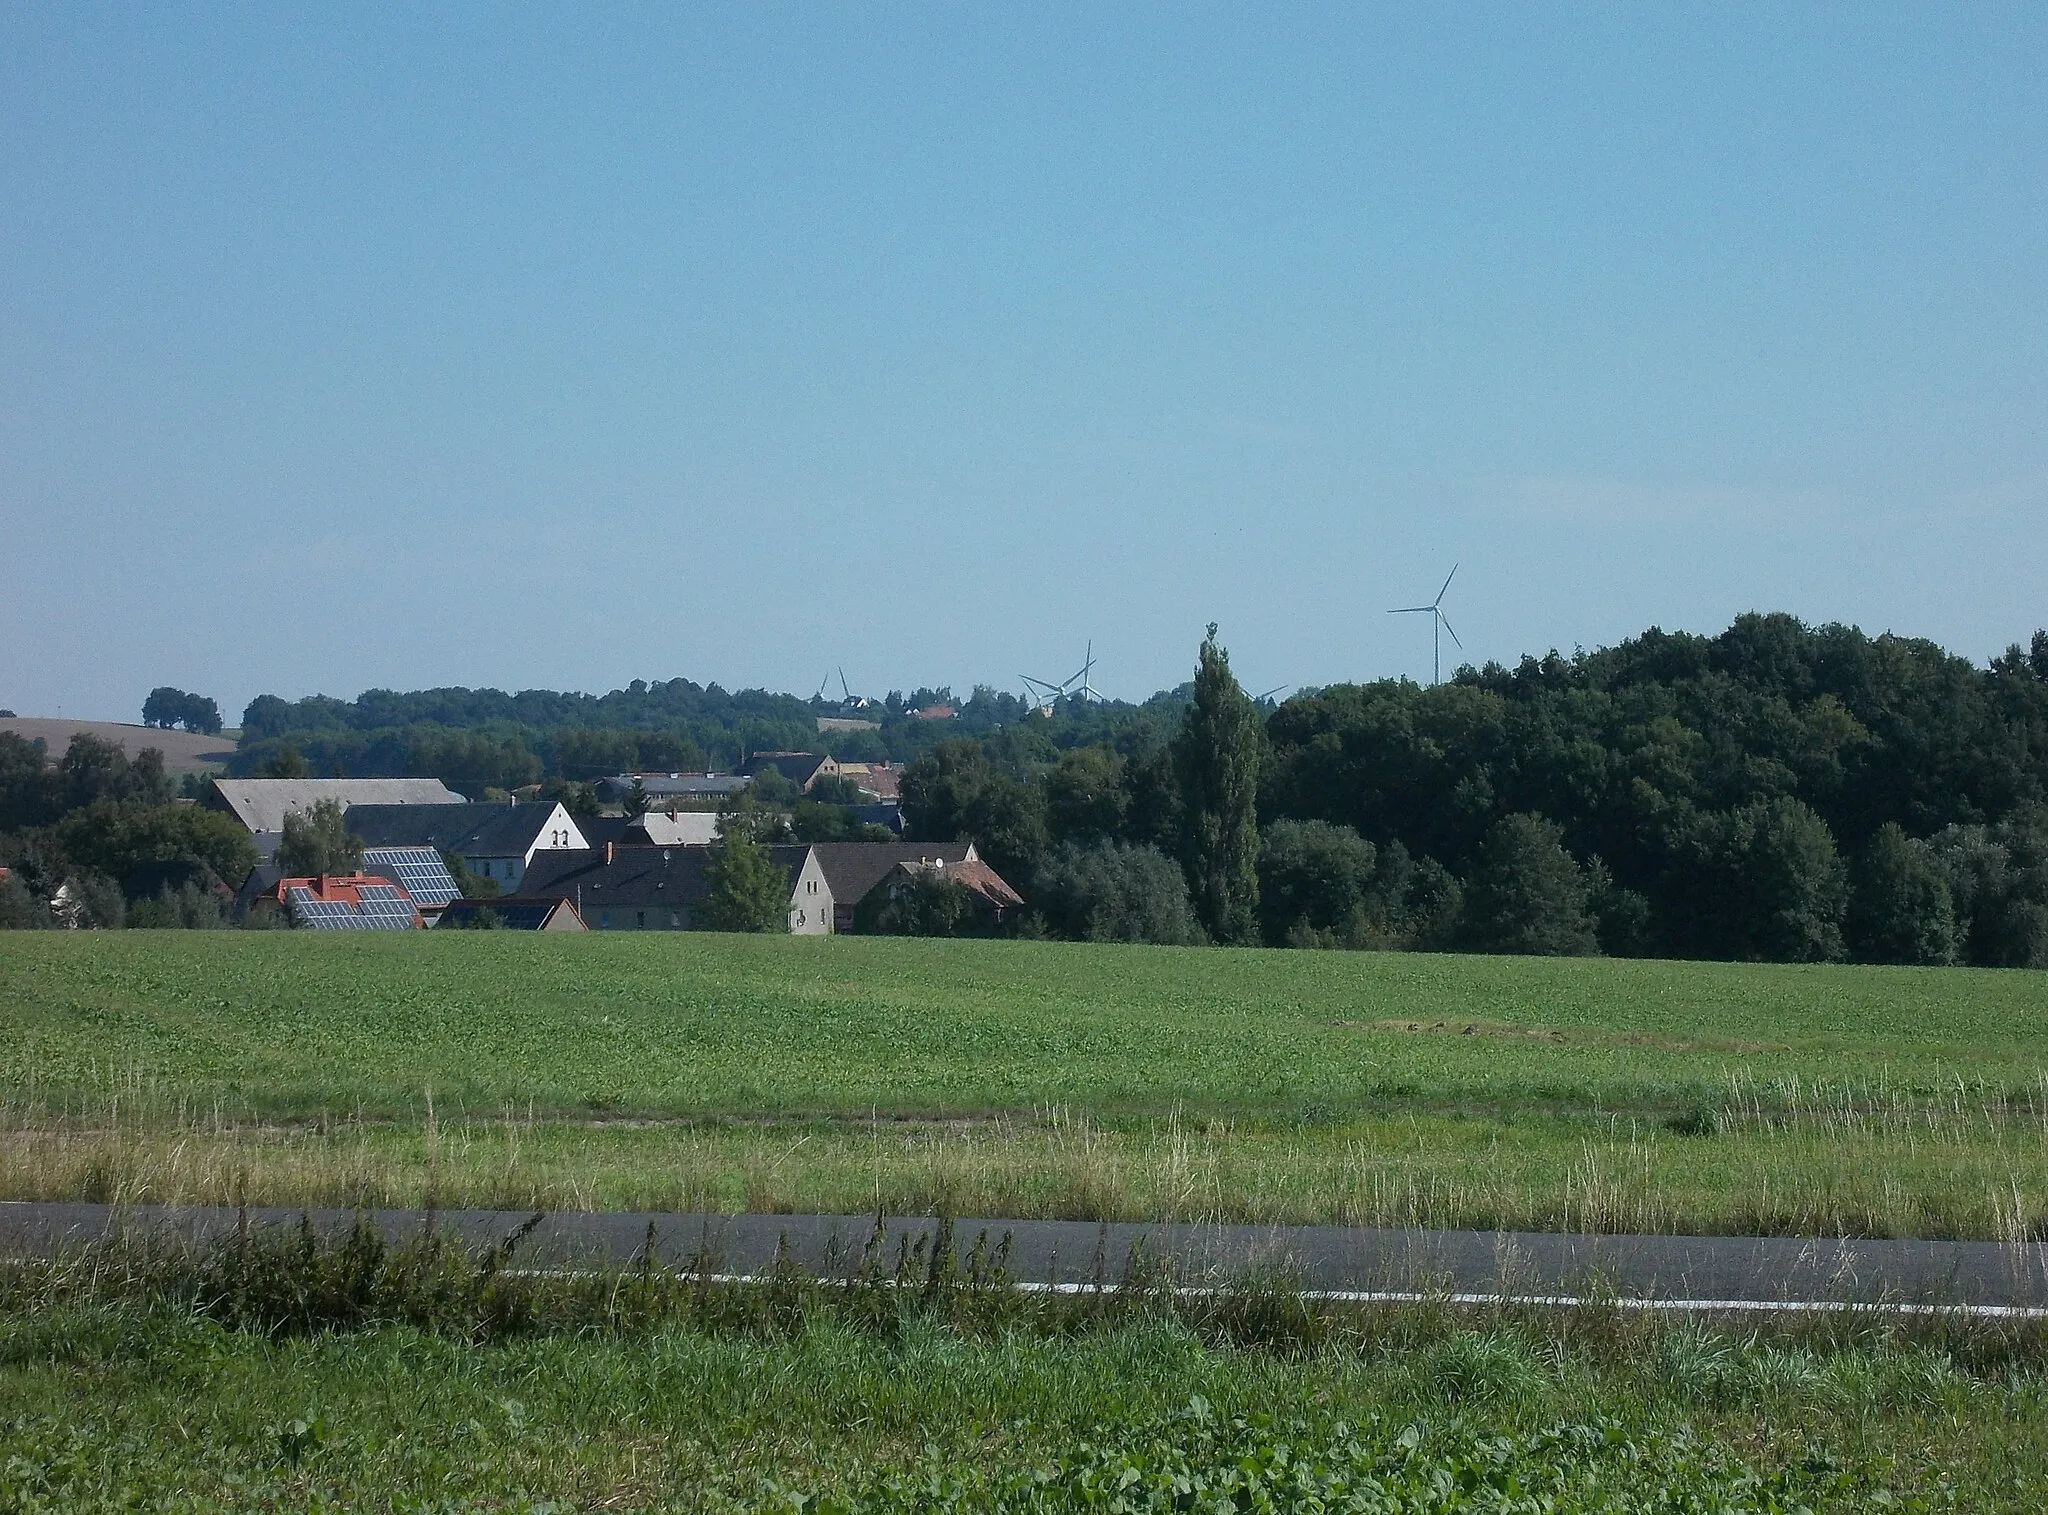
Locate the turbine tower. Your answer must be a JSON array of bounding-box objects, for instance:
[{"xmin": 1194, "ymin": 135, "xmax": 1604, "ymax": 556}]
[{"xmin": 1389, "ymin": 565, "xmax": 1463, "ymax": 686}]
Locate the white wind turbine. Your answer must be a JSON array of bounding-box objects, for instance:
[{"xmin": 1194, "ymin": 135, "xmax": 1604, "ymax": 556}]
[{"xmin": 1389, "ymin": 564, "xmax": 1463, "ymax": 686}]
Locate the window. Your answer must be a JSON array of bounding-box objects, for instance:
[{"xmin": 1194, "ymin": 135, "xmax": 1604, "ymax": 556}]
[{"xmin": 636, "ymin": 911, "xmax": 646, "ymax": 929}]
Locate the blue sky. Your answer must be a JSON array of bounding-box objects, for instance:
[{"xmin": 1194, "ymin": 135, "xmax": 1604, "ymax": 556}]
[{"xmin": 3, "ymin": 5, "xmax": 2043, "ymax": 720}]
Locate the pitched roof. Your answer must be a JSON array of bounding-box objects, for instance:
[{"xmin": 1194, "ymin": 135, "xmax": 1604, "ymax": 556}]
[
  {"xmin": 743, "ymin": 752, "xmax": 833, "ymax": 787},
  {"xmin": 515, "ymin": 843, "xmax": 814, "ymax": 911},
  {"xmin": 439, "ymin": 897, "xmax": 586, "ymax": 930},
  {"xmin": 360, "ymin": 847, "xmax": 461, "ymax": 909},
  {"xmin": 344, "ymin": 801, "xmax": 579, "ymax": 857},
  {"xmin": 804, "ymin": 841, "xmax": 978, "ymax": 908},
  {"xmin": 207, "ymin": 778, "xmax": 465, "ymax": 835},
  {"xmin": 629, "ymin": 811, "xmax": 722, "ymax": 846},
  {"xmin": 900, "ymin": 857, "xmax": 1025, "ymax": 911},
  {"xmin": 262, "ymin": 873, "xmax": 424, "ymax": 930}
]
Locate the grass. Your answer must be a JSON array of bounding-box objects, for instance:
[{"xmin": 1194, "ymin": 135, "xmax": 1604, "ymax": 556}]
[
  {"xmin": 3, "ymin": 932, "xmax": 2047, "ymax": 1235},
  {"xmin": 4, "ymin": 1217, "xmax": 2048, "ymax": 1510}
]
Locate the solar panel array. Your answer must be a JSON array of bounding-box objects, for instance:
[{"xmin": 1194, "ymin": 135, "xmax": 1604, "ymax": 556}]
[
  {"xmin": 362, "ymin": 847, "xmax": 460, "ymax": 908},
  {"xmin": 284, "ymin": 884, "xmax": 418, "ymax": 931}
]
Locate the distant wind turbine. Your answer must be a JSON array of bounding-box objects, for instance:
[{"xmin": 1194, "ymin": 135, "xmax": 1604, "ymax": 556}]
[{"xmin": 1388, "ymin": 564, "xmax": 1463, "ymax": 686}]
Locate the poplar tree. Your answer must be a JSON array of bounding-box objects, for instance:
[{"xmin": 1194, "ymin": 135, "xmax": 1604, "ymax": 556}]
[{"xmin": 1173, "ymin": 624, "xmax": 1262, "ymax": 944}]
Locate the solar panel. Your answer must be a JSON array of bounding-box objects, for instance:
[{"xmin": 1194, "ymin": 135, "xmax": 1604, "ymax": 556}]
[{"xmin": 362, "ymin": 847, "xmax": 461, "ymax": 908}]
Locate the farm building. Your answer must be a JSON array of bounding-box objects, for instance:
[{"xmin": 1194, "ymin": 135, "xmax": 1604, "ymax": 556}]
[
  {"xmin": 252, "ymin": 874, "xmax": 425, "ymax": 930},
  {"xmin": 343, "ymin": 800, "xmax": 588, "ymax": 891},
  {"xmin": 802, "ymin": 841, "xmax": 983, "ymax": 934},
  {"xmin": 205, "ymin": 778, "xmax": 464, "ymax": 857},
  {"xmin": 515, "ymin": 843, "xmax": 833, "ymax": 934}
]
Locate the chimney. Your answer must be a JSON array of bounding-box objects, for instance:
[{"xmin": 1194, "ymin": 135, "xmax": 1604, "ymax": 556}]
[{"xmin": 605, "ymin": 840, "xmax": 615, "ymax": 865}]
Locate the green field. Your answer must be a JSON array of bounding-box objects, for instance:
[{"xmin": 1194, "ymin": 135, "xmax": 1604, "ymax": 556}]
[{"xmin": 3, "ymin": 932, "xmax": 2047, "ymax": 1236}]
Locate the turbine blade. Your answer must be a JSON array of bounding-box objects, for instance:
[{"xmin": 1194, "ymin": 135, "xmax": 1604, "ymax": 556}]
[
  {"xmin": 1433, "ymin": 563, "xmax": 1459, "ymax": 606},
  {"xmin": 1438, "ymin": 611, "xmax": 1464, "ymax": 649},
  {"xmin": 1389, "ymin": 606, "xmax": 1433, "ymax": 614}
]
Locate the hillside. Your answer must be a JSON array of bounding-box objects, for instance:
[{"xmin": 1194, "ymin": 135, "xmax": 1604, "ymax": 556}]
[{"xmin": 0, "ymin": 718, "xmax": 236, "ymax": 779}]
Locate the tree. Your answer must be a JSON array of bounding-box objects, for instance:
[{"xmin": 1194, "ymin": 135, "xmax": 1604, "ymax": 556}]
[
  {"xmin": 701, "ymin": 806, "xmax": 791, "ymax": 932},
  {"xmin": 264, "ymin": 745, "xmax": 311, "ymax": 779},
  {"xmin": 624, "ymin": 776, "xmax": 650, "ymax": 816},
  {"xmin": 53, "ymin": 801, "xmax": 259, "ymax": 898},
  {"xmin": 900, "ymin": 738, "xmax": 1047, "ymax": 882},
  {"xmin": 0, "ymin": 872, "xmax": 49, "ymax": 929},
  {"xmin": 276, "ymin": 800, "xmax": 363, "ymax": 877},
  {"xmin": 1847, "ymin": 823, "xmax": 1958, "ymax": 965},
  {"xmin": 1032, "ymin": 840, "xmax": 1203, "ymax": 945},
  {"xmin": 1173, "ymin": 625, "xmax": 1262, "ymax": 945},
  {"xmin": 1256, "ymin": 819, "xmax": 1377, "ymax": 946},
  {"xmin": 1661, "ymin": 798, "xmax": 1849, "ymax": 962},
  {"xmin": 1044, "ymin": 745, "xmax": 1129, "ymax": 844},
  {"xmin": 1460, "ymin": 813, "xmax": 1599, "ymax": 956},
  {"xmin": 143, "ymin": 687, "xmax": 223, "ymax": 734}
]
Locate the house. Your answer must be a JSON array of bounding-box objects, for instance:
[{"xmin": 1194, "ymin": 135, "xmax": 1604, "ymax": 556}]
[
  {"xmin": 627, "ymin": 811, "xmax": 723, "ymax": 847},
  {"xmin": 832, "ymin": 762, "xmax": 903, "ymax": 802},
  {"xmin": 438, "ymin": 897, "xmax": 587, "ymax": 931},
  {"xmin": 515, "ymin": 842, "xmax": 833, "ymax": 934},
  {"xmin": 595, "ymin": 772, "xmax": 753, "ymax": 807},
  {"xmin": 742, "ymin": 751, "xmax": 841, "ymax": 792},
  {"xmin": 254, "ymin": 874, "xmax": 425, "ymax": 930},
  {"xmin": 205, "ymin": 778, "xmax": 465, "ymax": 858},
  {"xmin": 343, "ymin": 800, "xmax": 588, "ymax": 891},
  {"xmin": 866, "ymin": 855, "xmax": 1026, "ymax": 931},
  {"xmin": 802, "ymin": 841, "xmax": 982, "ymax": 934}
]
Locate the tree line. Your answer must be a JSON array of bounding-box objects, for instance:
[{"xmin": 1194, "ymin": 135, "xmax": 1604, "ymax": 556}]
[
  {"xmin": 890, "ymin": 617, "xmax": 2048, "ymax": 967},
  {"xmin": 230, "ymin": 680, "xmax": 1188, "ymax": 794}
]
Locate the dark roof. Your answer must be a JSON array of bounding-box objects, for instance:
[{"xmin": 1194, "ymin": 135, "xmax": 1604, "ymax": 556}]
[
  {"xmin": 440, "ymin": 898, "xmax": 584, "ymax": 930},
  {"xmin": 597, "ymin": 774, "xmax": 750, "ymax": 801},
  {"xmin": 806, "ymin": 841, "xmax": 977, "ymax": 907},
  {"xmin": 516, "ymin": 844, "xmax": 812, "ymax": 910},
  {"xmin": 345, "ymin": 801, "xmax": 574, "ymax": 856},
  {"xmin": 575, "ymin": 815, "xmax": 635, "ymax": 849},
  {"xmin": 743, "ymin": 752, "xmax": 831, "ymax": 787}
]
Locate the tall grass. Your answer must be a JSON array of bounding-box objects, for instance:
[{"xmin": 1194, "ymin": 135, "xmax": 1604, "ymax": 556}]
[
  {"xmin": 7, "ymin": 1076, "xmax": 2048, "ymax": 1237},
  {"xmin": 6, "ymin": 1215, "xmax": 2048, "ymax": 1509}
]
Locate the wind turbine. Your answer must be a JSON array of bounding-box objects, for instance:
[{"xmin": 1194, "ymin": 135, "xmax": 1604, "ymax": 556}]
[
  {"xmin": 1254, "ymin": 684, "xmax": 1290, "ymax": 706},
  {"xmin": 1389, "ymin": 565, "xmax": 1463, "ymax": 686},
  {"xmin": 1021, "ymin": 641, "xmax": 1102, "ymax": 711}
]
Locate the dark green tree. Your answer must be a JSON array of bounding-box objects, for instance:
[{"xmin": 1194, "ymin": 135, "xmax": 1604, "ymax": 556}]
[
  {"xmin": 276, "ymin": 800, "xmax": 363, "ymax": 877},
  {"xmin": 1256, "ymin": 819, "xmax": 1377, "ymax": 946},
  {"xmin": 1662, "ymin": 798, "xmax": 1848, "ymax": 962},
  {"xmin": 1031, "ymin": 840, "xmax": 1203, "ymax": 945},
  {"xmin": 53, "ymin": 801, "xmax": 259, "ymax": 898},
  {"xmin": 264, "ymin": 745, "xmax": 311, "ymax": 779},
  {"xmin": 1460, "ymin": 813, "xmax": 1599, "ymax": 956},
  {"xmin": 1847, "ymin": 822, "xmax": 1958, "ymax": 965},
  {"xmin": 1044, "ymin": 745, "xmax": 1129, "ymax": 844},
  {"xmin": 1173, "ymin": 624, "xmax": 1262, "ymax": 945},
  {"xmin": 701, "ymin": 803, "xmax": 791, "ymax": 932},
  {"xmin": 624, "ymin": 776, "xmax": 650, "ymax": 816},
  {"xmin": 0, "ymin": 872, "xmax": 48, "ymax": 929}
]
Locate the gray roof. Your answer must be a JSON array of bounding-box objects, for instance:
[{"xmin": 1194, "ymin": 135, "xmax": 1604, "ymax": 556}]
[
  {"xmin": 344, "ymin": 801, "xmax": 579, "ymax": 857},
  {"xmin": 207, "ymin": 778, "xmax": 465, "ymax": 835},
  {"xmin": 805, "ymin": 841, "xmax": 978, "ymax": 908},
  {"xmin": 597, "ymin": 773, "xmax": 751, "ymax": 801}
]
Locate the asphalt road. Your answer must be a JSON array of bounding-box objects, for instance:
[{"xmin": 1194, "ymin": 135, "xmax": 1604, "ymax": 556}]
[{"xmin": 5, "ymin": 1203, "xmax": 2045, "ymax": 1311}]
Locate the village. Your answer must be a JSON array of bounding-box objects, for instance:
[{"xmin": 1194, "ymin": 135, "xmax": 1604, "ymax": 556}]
[{"xmin": 206, "ymin": 757, "xmax": 1024, "ymax": 935}]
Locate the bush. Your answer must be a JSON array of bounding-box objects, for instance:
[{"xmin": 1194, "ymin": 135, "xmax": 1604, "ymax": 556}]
[
  {"xmin": 1256, "ymin": 819, "xmax": 1375, "ymax": 947},
  {"xmin": 1461, "ymin": 813, "xmax": 1599, "ymax": 956},
  {"xmin": 1848, "ymin": 823, "xmax": 1958, "ymax": 965},
  {"xmin": 1032, "ymin": 840, "xmax": 1203, "ymax": 945},
  {"xmin": 126, "ymin": 881, "xmax": 231, "ymax": 929}
]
